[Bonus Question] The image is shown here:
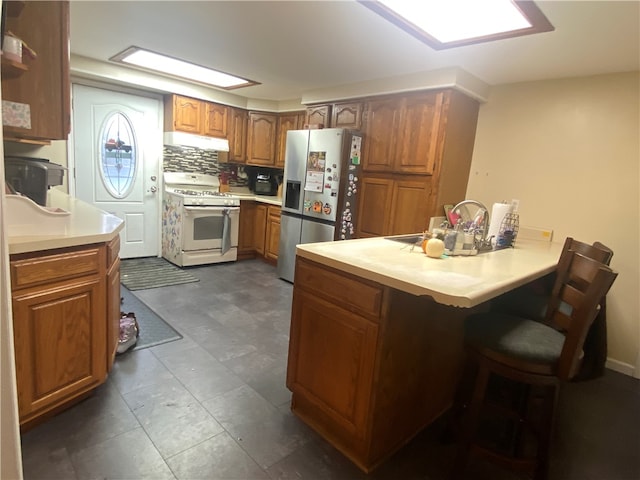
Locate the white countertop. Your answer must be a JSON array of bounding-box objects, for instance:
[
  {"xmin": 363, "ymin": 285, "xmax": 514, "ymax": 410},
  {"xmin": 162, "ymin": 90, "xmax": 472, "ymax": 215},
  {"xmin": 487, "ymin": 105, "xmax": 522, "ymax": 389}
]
[
  {"xmin": 296, "ymin": 236, "xmax": 564, "ymax": 308},
  {"xmin": 228, "ymin": 187, "xmax": 282, "ymax": 206},
  {"xmin": 8, "ymin": 189, "xmax": 124, "ymax": 255}
]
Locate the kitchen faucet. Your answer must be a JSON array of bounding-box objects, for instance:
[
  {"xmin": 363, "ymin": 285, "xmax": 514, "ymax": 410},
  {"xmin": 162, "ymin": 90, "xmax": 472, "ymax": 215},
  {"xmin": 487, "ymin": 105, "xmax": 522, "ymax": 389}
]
[{"xmin": 450, "ymin": 200, "xmax": 494, "ymax": 251}]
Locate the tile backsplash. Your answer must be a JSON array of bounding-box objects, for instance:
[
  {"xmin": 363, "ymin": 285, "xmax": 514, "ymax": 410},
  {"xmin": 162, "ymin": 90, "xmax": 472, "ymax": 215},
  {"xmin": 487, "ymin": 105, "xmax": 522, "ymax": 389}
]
[
  {"xmin": 163, "ymin": 145, "xmax": 284, "ymax": 189},
  {"xmin": 163, "ymin": 145, "xmax": 249, "ymax": 187}
]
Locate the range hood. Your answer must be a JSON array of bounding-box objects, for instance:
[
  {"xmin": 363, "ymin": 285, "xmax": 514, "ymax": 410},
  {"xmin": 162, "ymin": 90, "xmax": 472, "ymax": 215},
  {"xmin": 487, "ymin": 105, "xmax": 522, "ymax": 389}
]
[{"xmin": 163, "ymin": 131, "xmax": 229, "ymax": 151}]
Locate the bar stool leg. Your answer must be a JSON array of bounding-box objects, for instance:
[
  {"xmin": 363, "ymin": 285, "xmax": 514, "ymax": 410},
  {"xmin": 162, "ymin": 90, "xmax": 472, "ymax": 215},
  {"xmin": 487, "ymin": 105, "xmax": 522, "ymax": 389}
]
[
  {"xmin": 534, "ymin": 383, "xmax": 559, "ymax": 480},
  {"xmin": 451, "ymin": 362, "xmax": 491, "ymax": 479}
]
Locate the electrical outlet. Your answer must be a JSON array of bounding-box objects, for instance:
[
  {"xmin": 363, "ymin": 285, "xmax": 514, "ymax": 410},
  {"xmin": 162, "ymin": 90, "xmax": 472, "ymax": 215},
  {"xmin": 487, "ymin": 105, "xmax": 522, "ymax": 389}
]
[{"xmin": 518, "ymin": 226, "xmax": 553, "ymax": 242}]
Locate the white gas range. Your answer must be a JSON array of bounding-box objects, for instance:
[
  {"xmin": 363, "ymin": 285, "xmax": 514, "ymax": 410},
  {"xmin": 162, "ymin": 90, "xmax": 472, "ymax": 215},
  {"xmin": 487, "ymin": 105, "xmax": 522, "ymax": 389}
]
[{"xmin": 162, "ymin": 172, "xmax": 241, "ymax": 267}]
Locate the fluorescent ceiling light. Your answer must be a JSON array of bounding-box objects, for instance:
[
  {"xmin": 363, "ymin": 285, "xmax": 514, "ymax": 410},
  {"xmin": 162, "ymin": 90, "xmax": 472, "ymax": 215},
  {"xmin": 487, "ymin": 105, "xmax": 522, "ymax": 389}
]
[
  {"xmin": 110, "ymin": 47, "xmax": 258, "ymax": 90},
  {"xmin": 359, "ymin": 0, "xmax": 554, "ymax": 49}
]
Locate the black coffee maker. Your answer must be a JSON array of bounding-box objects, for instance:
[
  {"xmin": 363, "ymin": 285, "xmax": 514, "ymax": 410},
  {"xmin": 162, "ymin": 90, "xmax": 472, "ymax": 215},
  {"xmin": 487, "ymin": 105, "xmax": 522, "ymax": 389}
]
[
  {"xmin": 4, "ymin": 156, "xmax": 66, "ymax": 206},
  {"xmin": 246, "ymin": 166, "xmax": 280, "ymax": 196}
]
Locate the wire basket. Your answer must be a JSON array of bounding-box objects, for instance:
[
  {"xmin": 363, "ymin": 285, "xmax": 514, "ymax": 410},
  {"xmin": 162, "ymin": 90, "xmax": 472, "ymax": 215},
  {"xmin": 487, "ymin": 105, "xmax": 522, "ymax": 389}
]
[{"xmin": 497, "ymin": 213, "xmax": 519, "ymax": 248}]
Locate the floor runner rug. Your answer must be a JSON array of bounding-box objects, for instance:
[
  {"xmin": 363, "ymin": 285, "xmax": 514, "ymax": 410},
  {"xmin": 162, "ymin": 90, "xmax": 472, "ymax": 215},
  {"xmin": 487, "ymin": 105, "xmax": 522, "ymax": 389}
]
[
  {"xmin": 120, "ymin": 256, "xmax": 199, "ymax": 290},
  {"xmin": 120, "ymin": 286, "xmax": 182, "ymax": 351}
]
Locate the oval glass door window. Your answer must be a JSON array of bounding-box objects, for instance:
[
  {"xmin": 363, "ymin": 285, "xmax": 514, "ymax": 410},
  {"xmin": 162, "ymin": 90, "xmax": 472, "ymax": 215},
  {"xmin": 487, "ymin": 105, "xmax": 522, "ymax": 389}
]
[{"xmin": 99, "ymin": 112, "xmax": 137, "ymax": 198}]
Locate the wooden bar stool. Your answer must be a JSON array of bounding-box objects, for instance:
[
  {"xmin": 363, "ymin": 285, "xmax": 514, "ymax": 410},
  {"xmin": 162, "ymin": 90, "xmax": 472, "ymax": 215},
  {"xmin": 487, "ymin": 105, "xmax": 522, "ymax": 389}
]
[
  {"xmin": 490, "ymin": 237, "xmax": 613, "ymax": 380},
  {"xmin": 451, "ymin": 250, "xmax": 618, "ymax": 480}
]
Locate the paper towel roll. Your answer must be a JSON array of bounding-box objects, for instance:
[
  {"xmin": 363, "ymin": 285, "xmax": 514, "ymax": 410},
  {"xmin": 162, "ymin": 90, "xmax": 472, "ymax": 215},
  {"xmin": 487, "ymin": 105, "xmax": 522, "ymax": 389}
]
[{"xmin": 487, "ymin": 203, "xmax": 513, "ymax": 245}]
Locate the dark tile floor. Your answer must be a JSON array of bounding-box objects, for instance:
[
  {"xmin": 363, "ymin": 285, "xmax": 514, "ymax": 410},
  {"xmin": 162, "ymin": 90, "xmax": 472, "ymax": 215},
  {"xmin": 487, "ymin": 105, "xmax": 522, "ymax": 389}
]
[{"xmin": 21, "ymin": 259, "xmax": 640, "ymax": 480}]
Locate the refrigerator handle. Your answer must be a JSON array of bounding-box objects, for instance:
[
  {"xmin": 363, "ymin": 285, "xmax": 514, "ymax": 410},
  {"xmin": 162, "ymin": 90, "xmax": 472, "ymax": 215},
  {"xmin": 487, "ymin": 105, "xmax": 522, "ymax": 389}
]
[{"xmin": 284, "ymin": 180, "xmax": 302, "ymax": 210}]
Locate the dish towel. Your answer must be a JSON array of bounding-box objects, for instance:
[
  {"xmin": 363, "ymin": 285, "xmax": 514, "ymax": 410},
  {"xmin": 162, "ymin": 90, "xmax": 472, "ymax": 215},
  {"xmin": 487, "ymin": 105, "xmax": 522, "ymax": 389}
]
[{"xmin": 221, "ymin": 208, "xmax": 231, "ymax": 255}]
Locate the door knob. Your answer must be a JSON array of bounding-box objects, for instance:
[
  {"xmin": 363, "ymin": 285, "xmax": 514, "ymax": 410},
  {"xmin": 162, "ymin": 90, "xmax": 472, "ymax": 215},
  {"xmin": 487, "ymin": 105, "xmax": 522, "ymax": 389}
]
[{"xmin": 149, "ymin": 186, "xmax": 158, "ymax": 193}]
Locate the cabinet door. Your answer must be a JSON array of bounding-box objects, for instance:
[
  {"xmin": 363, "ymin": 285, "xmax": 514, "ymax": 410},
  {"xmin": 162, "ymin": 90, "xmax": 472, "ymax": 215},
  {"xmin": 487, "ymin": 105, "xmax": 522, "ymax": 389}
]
[
  {"xmin": 203, "ymin": 102, "xmax": 229, "ymax": 138},
  {"xmin": 238, "ymin": 201, "xmax": 257, "ymax": 256},
  {"xmin": 12, "ymin": 277, "xmax": 107, "ymax": 420},
  {"xmin": 275, "ymin": 113, "xmax": 303, "ymax": 169},
  {"xmin": 389, "ymin": 178, "xmax": 432, "ymax": 235},
  {"xmin": 356, "ymin": 177, "xmax": 394, "ymax": 238},
  {"xmin": 362, "ymin": 98, "xmax": 399, "ymax": 172},
  {"xmin": 107, "ymin": 257, "xmax": 120, "ymax": 371},
  {"xmin": 305, "ymin": 105, "xmax": 331, "ymax": 128},
  {"xmin": 228, "ymin": 107, "xmax": 247, "ymax": 163},
  {"xmin": 394, "ymin": 92, "xmax": 444, "ymax": 174},
  {"xmin": 287, "ymin": 289, "xmax": 378, "ymax": 438},
  {"xmin": 331, "ymin": 102, "xmax": 363, "ymax": 130},
  {"xmin": 172, "ymin": 95, "xmax": 202, "ymax": 133},
  {"xmin": 265, "ymin": 206, "xmax": 281, "ymax": 261},
  {"xmin": 2, "ymin": 1, "xmax": 70, "ymax": 142},
  {"xmin": 254, "ymin": 204, "xmax": 268, "ymax": 255},
  {"xmin": 247, "ymin": 112, "xmax": 277, "ymax": 166}
]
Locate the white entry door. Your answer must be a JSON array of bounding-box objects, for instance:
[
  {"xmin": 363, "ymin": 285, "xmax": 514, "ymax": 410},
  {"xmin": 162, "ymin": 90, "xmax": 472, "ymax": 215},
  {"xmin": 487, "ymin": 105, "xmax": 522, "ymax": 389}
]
[{"xmin": 72, "ymin": 84, "xmax": 162, "ymax": 259}]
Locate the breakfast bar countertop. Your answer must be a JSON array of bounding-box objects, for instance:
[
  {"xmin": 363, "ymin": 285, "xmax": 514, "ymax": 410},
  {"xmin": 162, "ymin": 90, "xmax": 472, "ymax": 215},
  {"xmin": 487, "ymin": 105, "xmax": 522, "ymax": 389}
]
[
  {"xmin": 296, "ymin": 236, "xmax": 564, "ymax": 308},
  {"xmin": 8, "ymin": 189, "xmax": 124, "ymax": 255}
]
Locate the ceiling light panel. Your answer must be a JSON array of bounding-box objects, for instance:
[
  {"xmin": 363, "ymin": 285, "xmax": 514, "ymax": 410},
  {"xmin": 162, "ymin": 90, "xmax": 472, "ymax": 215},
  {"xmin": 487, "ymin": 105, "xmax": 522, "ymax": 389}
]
[
  {"xmin": 110, "ymin": 47, "xmax": 259, "ymax": 90},
  {"xmin": 359, "ymin": 0, "xmax": 554, "ymax": 49}
]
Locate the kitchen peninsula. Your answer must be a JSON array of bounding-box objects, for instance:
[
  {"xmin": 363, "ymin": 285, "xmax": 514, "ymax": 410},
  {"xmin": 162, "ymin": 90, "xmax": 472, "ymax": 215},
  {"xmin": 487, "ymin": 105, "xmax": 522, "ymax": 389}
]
[
  {"xmin": 286, "ymin": 236, "xmax": 563, "ymax": 472},
  {"xmin": 8, "ymin": 190, "xmax": 123, "ymax": 430}
]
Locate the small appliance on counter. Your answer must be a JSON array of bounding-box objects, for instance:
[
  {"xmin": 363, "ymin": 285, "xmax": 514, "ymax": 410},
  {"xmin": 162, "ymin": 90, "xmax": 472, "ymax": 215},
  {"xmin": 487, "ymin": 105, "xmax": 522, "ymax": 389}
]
[
  {"xmin": 246, "ymin": 166, "xmax": 280, "ymax": 196},
  {"xmin": 255, "ymin": 172, "xmax": 278, "ymax": 196},
  {"xmin": 4, "ymin": 156, "xmax": 66, "ymax": 206}
]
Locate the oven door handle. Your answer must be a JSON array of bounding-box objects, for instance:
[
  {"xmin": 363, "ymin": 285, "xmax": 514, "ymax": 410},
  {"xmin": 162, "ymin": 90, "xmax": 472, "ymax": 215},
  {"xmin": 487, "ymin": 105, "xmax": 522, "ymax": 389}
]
[
  {"xmin": 221, "ymin": 208, "xmax": 231, "ymax": 255},
  {"xmin": 183, "ymin": 206, "xmax": 240, "ymax": 215}
]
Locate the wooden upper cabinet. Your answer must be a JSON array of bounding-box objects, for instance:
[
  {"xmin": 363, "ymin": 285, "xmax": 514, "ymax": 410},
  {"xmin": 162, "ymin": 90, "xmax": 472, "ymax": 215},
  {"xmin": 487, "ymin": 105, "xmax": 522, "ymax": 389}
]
[
  {"xmin": 276, "ymin": 112, "xmax": 304, "ymax": 169},
  {"xmin": 305, "ymin": 105, "xmax": 331, "ymax": 127},
  {"xmin": 166, "ymin": 95, "xmax": 202, "ymax": 133},
  {"xmin": 203, "ymin": 102, "xmax": 228, "ymax": 138},
  {"xmin": 331, "ymin": 102, "xmax": 363, "ymax": 130},
  {"xmin": 394, "ymin": 92, "xmax": 443, "ymax": 175},
  {"xmin": 361, "ymin": 98, "xmax": 400, "ymax": 172},
  {"xmin": 2, "ymin": 1, "xmax": 71, "ymax": 143},
  {"xmin": 362, "ymin": 92, "xmax": 443, "ymax": 175},
  {"xmin": 228, "ymin": 107, "xmax": 248, "ymax": 163},
  {"xmin": 164, "ymin": 94, "xmax": 229, "ymax": 138},
  {"xmin": 247, "ymin": 112, "xmax": 278, "ymax": 166}
]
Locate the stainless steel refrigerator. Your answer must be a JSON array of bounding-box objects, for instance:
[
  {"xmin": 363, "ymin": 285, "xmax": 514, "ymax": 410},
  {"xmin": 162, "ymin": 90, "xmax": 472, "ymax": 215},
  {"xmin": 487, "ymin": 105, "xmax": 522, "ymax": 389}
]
[{"xmin": 277, "ymin": 128, "xmax": 363, "ymax": 282}]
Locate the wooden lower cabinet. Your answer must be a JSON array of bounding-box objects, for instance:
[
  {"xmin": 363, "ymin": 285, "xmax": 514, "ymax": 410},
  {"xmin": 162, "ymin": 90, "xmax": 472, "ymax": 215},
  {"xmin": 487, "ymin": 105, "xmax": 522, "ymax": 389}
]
[
  {"xmin": 238, "ymin": 201, "xmax": 257, "ymax": 259},
  {"xmin": 254, "ymin": 204, "xmax": 268, "ymax": 256},
  {"xmin": 265, "ymin": 205, "xmax": 281, "ymax": 262},
  {"xmin": 106, "ymin": 235, "xmax": 121, "ymax": 370},
  {"xmin": 357, "ymin": 176, "xmax": 432, "ymax": 237},
  {"xmin": 287, "ymin": 257, "xmax": 470, "ymax": 472},
  {"xmin": 238, "ymin": 201, "xmax": 281, "ymax": 262},
  {"xmin": 10, "ymin": 241, "xmax": 120, "ymax": 429}
]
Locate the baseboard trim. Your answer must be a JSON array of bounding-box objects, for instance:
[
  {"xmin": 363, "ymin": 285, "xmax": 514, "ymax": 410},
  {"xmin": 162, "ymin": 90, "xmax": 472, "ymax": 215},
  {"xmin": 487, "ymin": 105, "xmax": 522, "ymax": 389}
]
[{"xmin": 605, "ymin": 358, "xmax": 636, "ymax": 377}]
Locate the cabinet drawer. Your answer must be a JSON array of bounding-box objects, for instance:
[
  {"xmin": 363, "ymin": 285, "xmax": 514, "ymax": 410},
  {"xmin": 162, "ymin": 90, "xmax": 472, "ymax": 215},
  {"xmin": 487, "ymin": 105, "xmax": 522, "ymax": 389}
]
[
  {"xmin": 295, "ymin": 258, "xmax": 383, "ymax": 318},
  {"xmin": 11, "ymin": 247, "xmax": 103, "ymax": 290}
]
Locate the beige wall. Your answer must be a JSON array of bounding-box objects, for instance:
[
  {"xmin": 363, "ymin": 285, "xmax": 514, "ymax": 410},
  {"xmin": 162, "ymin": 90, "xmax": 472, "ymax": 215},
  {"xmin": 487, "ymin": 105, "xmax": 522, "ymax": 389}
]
[{"xmin": 467, "ymin": 71, "xmax": 640, "ymax": 373}]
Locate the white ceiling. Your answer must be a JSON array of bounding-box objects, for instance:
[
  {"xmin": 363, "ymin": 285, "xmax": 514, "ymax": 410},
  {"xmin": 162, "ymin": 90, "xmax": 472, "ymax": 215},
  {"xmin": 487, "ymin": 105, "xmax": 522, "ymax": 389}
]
[{"xmin": 69, "ymin": 1, "xmax": 639, "ymax": 102}]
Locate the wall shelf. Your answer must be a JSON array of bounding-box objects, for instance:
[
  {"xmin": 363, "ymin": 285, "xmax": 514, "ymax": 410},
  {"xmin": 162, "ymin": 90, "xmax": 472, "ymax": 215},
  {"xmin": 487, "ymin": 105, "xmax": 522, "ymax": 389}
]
[{"xmin": 1, "ymin": 57, "xmax": 28, "ymax": 78}]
